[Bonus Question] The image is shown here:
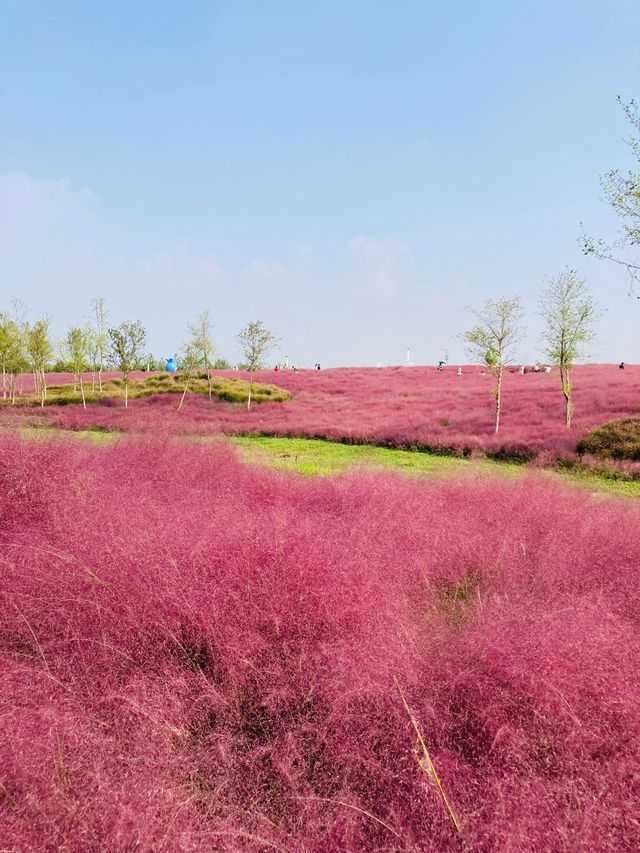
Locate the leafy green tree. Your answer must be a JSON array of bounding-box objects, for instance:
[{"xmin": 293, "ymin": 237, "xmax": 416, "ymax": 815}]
[
  {"xmin": 540, "ymin": 270, "xmax": 600, "ymax": 428},
  {"xmin": 186, "ymin": 310, "xmax": 216, "ymax": 401},
  {"xmin": 237, "ymin": 320, "xmax": 279, "ymax": 410},
  {"xmin": 581, "ymin": 98, "xmax": 640, "ymax": 295},
  {"xmin": 463, "ymin": 297, "xmax": 523, "ymax": 434},
  {"xmin": 0, "ymin": 314, "xmax": 22, "ymax": 401},
  {"xmin": 65, "ymin": 326, "xmax": 91, "ymax": 409},
  {"xmin": 26, "ymin": 316, "xmax": 54, "ymax": 407},
  {"xmin": 107, "ymin": 321, "xmax": 146, "ymax": 408}
]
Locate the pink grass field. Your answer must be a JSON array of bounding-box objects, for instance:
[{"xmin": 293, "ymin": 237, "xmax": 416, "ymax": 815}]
[
  {"xmin": 1, "ymin": 434, "xmax": 639, "ymax": 851},
  {"xmin": 7, "ymin": 364, "xmax": 640, "ymax": 462}
]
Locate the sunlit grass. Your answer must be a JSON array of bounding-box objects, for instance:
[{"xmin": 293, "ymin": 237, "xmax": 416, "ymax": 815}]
[
  {"xmin": 10, "ymin": 426, "xmax": 640, "ymax": 498},
  {"xmin": 229, "ymin": 434, "xmax": 509, "ymax": 478},
  {"xmin": 230, "ymin": 434, "xmax": 640, "ymax": 498},
  {"xmin": 3, "ymin": 373, "xmax": 290, "ymax": 407}
]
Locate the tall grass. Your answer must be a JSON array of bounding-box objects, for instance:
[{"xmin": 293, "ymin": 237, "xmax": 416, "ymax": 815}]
[
  {"xmin": 6, "ymin": 364, "xmax": 640, "ymax": 466},
  {"xmin": 1, "ymin": 435, "xmax": 638, "ymax": 850}
]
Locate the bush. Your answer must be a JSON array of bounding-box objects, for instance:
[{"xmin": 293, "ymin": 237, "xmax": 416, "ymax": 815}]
[{"xmin": 577, "ymin": 418, "xmax": 640, "ymax": 460}]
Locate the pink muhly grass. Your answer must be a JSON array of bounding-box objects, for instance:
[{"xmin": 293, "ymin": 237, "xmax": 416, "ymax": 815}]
[
  {"xmin": 0, "ymin": 434, "xmax": 639, "ymax": 850},
  {"xmin": 9, "ymin": 364, "xmax": 640, "ymax": 466}
]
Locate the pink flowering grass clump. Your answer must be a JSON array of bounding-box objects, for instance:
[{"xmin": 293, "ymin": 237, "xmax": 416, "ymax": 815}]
[
  {"xmin": 9, "ymin": 364, "xmax": 640, "ymax": 464},
  {"xmin": 1, "ymin": 434, "xmax": 638, "ymax": 851}
]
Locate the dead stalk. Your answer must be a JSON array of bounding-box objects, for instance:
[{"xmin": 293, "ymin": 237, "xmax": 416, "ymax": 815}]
[{"xmin": 394, "ymin": 677, "xmax": 463, "ymax": 839}]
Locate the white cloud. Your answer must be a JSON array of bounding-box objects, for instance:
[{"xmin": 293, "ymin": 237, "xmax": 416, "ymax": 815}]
[
  {"xmin": 245, "ymin": 260, "xmax": 290, "ymax": 284},
  {"xmin": 0, "ymin": 171, "xmax": 96, "ymax": 227},
  {"xmin": 348, "ymin": 235, "xmax": 409, "ymax": 300}
]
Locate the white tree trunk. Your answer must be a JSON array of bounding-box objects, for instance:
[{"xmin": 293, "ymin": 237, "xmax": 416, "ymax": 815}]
[{"xmin": 494, "ymin": 368, "xmax": 503, "ymax": 434}]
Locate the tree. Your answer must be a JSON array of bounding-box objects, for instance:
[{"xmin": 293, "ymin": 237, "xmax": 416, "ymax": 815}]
[
  {"xmin": 1, "ymin": 299, "xmax": 29, "ymax": 402},
  {"xmin": 176, "ymin": 343, "xmax": 200, "ymax": 411},
  {"xmin": 65, "ymin": 326, "xmax": 91, "ymax": 410},
  {"xmin": 581, "ymin": 97, "xmax": 640, "ymax": 296},
  {"xmin": 90, "ymin": 297, "xmax": 109, "ymax": 391},
  {"xmin": 236, "ymin": 320, "xmax": 279, "ymax": 410},
  {"xmin": 107, "ymin": 321, "xmax": 146, "ymax": 408},
  {"xmin": 0, "ymin": 314, "xmax": 24, "ymax": 400},
  {"xmin": 26, "ymin": 316, "xmax": 54, "ymax": 408},
  {"xmin": 540, "ymin": 270, "xmax": 600, "ymax": 429},
  {"xmin": 463, "ymin": 297, "xmax": 523, "ymax": 434},
  {"xmin": 186, "ymin": 310, "xmax": 216, "ymax": 401}
]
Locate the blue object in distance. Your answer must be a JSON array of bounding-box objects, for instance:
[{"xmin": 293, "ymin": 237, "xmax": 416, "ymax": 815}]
[{"xmin": 165, "ymin": 357, "xmax": 177, "ymax": 372}]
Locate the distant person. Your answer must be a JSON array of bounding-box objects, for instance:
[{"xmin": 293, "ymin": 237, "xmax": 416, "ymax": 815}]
[
  {"xmin": 316, "ymin": 363, "xmax": 321, "ymax": 370},
  {"xmin": 274, "ymin": 365, "xmax": 279, "ymax": 372},
  {"xmin": 619, "ymin": 362, "xmax": 625, "ymax": 370},
  {"xmin": 437, "ymin": 361, "xmax": 445, "ymax": 372},
  {"xmin": 456, "ymin": 367, "xmax": 462, "ymax": 376},
  {"xmin": 519, "ymin": 365, "xmax": 525, "ymax": 374}
]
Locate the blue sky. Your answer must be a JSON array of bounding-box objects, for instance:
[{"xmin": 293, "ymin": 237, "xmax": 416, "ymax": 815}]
[{"xmin": 1, "ymin": 0, "xmax": 639, "ymax": 366}]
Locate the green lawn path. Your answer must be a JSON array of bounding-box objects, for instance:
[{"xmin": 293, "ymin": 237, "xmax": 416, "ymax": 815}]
[{"xmin": 13, "ymin": 426, "xmax": 640, "ymax": 499}]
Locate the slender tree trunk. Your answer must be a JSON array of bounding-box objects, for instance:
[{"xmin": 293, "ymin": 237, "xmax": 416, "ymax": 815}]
[
  {"xmin": 124, "ymin": 377, "xmax": 128, "ymax": 409},
  {"xmin": 178, "ymin": 375, "xmax": 190, "ymax": 410},
  {"xmin": 206, "ymin": 361, "xmax": 213, "ymax": 402},
  {"xmin": 41, "ymin": 370, "xmax": 47, "ymax": 401},
  {"xmin": 98, "ymin": 365, "xmax": 103, "ymax": 393},
  {"xmin": 247, "ymin": 372, "xmax": 253, "ymax": 411},
  {"xmin": 80, "ymin": 374, "xmax": 86, "ymax": 410},
  {"xmin": 494, "ymin": 368, "xmax": 503, "ymax": 434},
  {"xmin": 561, "ymin": 367, "xmax": 572, "ymax": 428}
]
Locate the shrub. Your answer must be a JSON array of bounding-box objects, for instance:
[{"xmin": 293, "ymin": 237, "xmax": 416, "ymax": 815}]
[{"xmin": 577, "ymin": 418, "xmax": 640, "ymax": 460}]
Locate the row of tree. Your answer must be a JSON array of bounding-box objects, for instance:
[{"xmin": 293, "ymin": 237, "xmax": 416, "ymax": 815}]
[
  {"xmin": 464, "ymin": 269, "xmax": 599, "ymax": 433},
  {"xmin": 0, "ymin": 298, "xmax": 280, "ymax": 411}
]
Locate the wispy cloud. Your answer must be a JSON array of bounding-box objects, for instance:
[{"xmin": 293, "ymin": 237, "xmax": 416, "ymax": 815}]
[{"xmin": 245, "ymin": 260, "xmax": 291, "ymax": 284}]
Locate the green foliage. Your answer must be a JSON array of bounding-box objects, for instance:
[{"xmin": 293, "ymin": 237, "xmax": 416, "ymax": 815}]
[
  {"xmin": 186, "ymin": 310, "xmax": 216, "ymax": 370},
  {"xmin": 107, "ymin": 321, "xmax": 146, "ymax": 378},
  {"xmin": 65, "ymin": 326, "xmax": 91, "ymax": 376},
  {"xmin": 0, "ymin": 314, "xmax": 27, "ymax": 376},
  {"xmin": 26, "ymin": 316, "xmax": 54, "ymax": 373},
  {"xmin": 462, "ymin": 297, "xmax": 523, "ymax": 434},
  {"xmin": 237, "ymin": 320, "xmax": 279, "ymax": 372},
  {"xmin": 463, "ymin": 298, "xmax": 523, "ymax": 374},
  {"xmin": 577, "ymin": 418, "xmax": 640, "ymax": 461},
  {"xmin": 539, "ymin": 269, "xmax": 600, "ymax": 427},
  {"xmin": 581, "ymin": 98, "xmax": 640, "ymax": 292},
  {"xmin": 50, "ymin": 359, "xmax": 75, "ymax": 372},
  {"xmin": 540, "ymin": 270, "xmax": 599, "ymax": 371}
]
